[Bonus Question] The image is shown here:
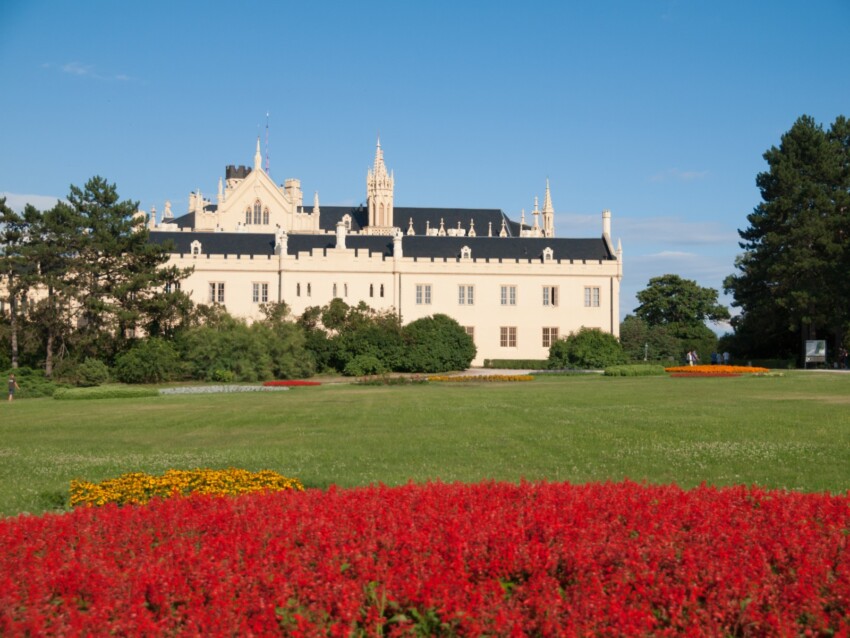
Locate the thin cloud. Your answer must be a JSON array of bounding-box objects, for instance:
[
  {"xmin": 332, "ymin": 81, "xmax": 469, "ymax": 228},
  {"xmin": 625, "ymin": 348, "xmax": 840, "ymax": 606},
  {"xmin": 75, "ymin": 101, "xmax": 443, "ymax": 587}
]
[
  {"xmin": 616, "ymin": 216, "xmax": 739, "ymax": 246},
  {"xmin": 650, "ymin": 168, "xmax": 710, "ymax": 183},
  {"xmin": 44, "ymin": 61, "xmax": 134, "ymax": 82},
  {"xmin": 1, "ymin": 192, "xmax": 63, "ymax": 213}
]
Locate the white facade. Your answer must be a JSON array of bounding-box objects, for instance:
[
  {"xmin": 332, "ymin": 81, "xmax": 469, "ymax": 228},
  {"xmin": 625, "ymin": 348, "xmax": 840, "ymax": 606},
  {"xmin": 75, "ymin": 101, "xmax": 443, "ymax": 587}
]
[{"xmin": 150, "ymin": 140, "xmax": 623, "ymax": 366}]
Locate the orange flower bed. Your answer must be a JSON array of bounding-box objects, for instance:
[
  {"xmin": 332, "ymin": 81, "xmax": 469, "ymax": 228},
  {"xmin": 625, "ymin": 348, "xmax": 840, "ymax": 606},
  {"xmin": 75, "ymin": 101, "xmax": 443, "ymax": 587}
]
[{"xmin": 665, "ymin": 365, "xmax": 769, "ymax": 375}]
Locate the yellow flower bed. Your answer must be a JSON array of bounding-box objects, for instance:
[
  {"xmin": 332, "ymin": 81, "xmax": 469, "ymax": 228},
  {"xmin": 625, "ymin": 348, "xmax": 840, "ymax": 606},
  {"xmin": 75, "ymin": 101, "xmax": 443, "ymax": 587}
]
[
  {"xmin": 428, "ymin": 374, "xmax": 534, "ymax": 382},
  {"xmin": 664, "ymin": 365, "xmax": 770, "ymax": 374},
  {"xmin": 70, "ymin": 468, "xmax": 304, "ymax": 507}
]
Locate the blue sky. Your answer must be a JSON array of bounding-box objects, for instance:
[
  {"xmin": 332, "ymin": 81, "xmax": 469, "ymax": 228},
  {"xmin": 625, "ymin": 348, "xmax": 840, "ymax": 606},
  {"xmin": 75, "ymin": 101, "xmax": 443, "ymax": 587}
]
[{"xmin": 2, "ymin": 0, "xmax": 848, "ymax": 327}]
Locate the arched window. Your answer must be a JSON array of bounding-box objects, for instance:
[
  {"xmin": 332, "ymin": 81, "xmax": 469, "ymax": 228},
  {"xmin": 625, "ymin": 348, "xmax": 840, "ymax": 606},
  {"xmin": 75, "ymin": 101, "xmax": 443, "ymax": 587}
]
[
  {"xmin": 253, "ymin": 200, "xmax": 262, "ymax": 225},
  {"xmin": 297, "ymin": 283, "xmax": 301, "ymax": 297},
  {"xmin": 245, "ymin": 208, "xmax": 251, "ymax": 225},
  {"xmin": 370, "ymin": 284, "xmax": 374, "ymax": 297},
  {"xmin": 380, "ymin": 284, "xmax": 385, "ymax": 297},
  {"xmin": 263, "ymin": 207, "xmax": 269, "ymax": 225},
  {"xmin": 379, "ymin": 203, "xmax": 385, "ymax": 225}
]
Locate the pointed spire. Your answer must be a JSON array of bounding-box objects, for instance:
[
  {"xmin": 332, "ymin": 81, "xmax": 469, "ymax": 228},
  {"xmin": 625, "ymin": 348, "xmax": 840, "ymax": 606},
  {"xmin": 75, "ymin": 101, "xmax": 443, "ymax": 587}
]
[
  {"xmin": 520, "ymin": 209, "xmax": 526, "ymax": 227},
  {"xmin": 499, "ymin": 218, "xmax": 507, "ymax": 237},
  {"xmin": 488, "ymin": 221, "xmax": 493, "ymax": 237},
  {"xmin": 313, "ymin": 191, "xmax": 320, "ymax": 215},
  {"xmin": 542, "ymin": 178, "xmax": 554, "ymax": 213},
  {"xmin": 407, "ymin": 217, "xmax": 415, "ymax": 235},
  {"xmin": 468, "ymin": 218, "xmax": 476, "ymax": 237},
  {"xmin": 438, "ymin": 218, "xmax": 446, "ymax": 236},
  {"xmin": 254, "ymin": 137, "xmax": 262, "ymax": 171}
]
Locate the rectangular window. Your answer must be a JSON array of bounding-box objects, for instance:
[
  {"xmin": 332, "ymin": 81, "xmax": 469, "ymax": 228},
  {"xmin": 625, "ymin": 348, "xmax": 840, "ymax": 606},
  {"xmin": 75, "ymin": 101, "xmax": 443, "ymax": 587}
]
[
  {"xmin": 464, "ymin": 326, "xmax": 475, "ymax": 341},
  {"xmin": 500, "ymin": 326, "xmax": 517, "ymax": 348},
  {"xmin": 458, "ymin": 285, "xmax": 474, "ymax": 305},
  {"xmin": 416, "ymin": 284, "xmax": 432, "ymax": 305},
  {"xmin": 500, "ymin": 285, "xmax": 516, "ymax": 306},
  {"xmin": 542, "ymin": 327, "xmax": 559, "ymax": 348},
  {"xmin": 584, "ymin": 286, "xmax": 601, "ymax": 307},
  {"xmin": 543, "ymin": 286, "xmax": 559, "ymax": 306},
  {"xmin": 252, "ymin": 282, "xmax": 268, "ymax": 304},
  {"xmin": 209, "ymin": 282, "xmax": 225, "ymax": 304}
]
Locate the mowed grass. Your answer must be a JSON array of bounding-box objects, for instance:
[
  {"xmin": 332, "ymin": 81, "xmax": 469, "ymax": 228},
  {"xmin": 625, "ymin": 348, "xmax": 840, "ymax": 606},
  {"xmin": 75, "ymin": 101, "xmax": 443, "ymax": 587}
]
[{"xmin": 1, "ymin": 372, "xmax": 849, "ymax": 516}]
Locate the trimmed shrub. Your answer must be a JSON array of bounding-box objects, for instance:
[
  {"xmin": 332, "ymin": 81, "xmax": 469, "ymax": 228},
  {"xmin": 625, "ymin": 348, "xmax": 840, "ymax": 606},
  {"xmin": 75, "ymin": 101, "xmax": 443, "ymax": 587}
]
[
  {"xmin": 343, "ymin": 354, "xmax": 388, "ymax": 377},
  {"xmin": 401, "ymin": 314, "xmax": 476, "ymax": 373},
  {"xmin": 75, "ymin": 358, "xmax": 111, "ymax": 387},
  {"xmin": 548, "ymin": 327, "xmax": 627, "ymax": 370}
]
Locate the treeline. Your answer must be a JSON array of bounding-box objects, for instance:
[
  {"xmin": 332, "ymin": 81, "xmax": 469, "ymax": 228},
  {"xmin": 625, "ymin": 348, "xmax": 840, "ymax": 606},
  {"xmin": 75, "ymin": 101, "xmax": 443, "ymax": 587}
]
[{"xmin": 0, "ymin": 179, "xmax": 475, "ymax": 384}]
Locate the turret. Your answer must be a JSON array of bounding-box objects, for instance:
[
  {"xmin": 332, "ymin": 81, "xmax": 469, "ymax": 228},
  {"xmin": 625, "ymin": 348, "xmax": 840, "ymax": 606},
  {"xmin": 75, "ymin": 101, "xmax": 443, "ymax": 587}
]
[
  {"xmin": 367, "ymin": 137, "xmax": 394, "ymax": 229},
  {"xmin": 542, "ymin": 179, "xmax": 555, "ymax": 238}
]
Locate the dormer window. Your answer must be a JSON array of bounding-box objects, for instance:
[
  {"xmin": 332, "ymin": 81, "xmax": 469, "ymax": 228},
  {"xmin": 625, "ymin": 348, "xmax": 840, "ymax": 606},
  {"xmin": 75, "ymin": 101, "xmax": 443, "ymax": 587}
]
[
  {"xmin": 543, "ymin": 247, "xmax": 554, "ymax": 262},
  {"xmin": 460, "ymin": 245, "xmax": 472, "ymax": 260},
  {"xmin": 342, "ymin": 214, "xmax": 352, "ymax": 231},
  {"xmin": 190, "ymin": 240, "xmax": 202, "ymax": 257}
]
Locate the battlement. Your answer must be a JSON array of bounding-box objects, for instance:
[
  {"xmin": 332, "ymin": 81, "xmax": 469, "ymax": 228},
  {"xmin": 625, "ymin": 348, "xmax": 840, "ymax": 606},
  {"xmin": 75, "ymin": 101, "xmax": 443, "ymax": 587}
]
[{"xmin": 225, "ymin": 165, "xmax": 252, "ymax": 180}]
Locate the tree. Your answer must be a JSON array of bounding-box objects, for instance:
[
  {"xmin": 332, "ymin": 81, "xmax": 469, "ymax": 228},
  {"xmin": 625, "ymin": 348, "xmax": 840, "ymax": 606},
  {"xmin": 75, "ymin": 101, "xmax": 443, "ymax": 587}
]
[
  {"xmin": 634, "ymin": 274, "xmax": 728, "ymax": 361},
  {"xmin": 619, "ymin": 315, "xmax": 680, "ymax": 362},
  {"xmin": 401, "ymin": 314, "xmax": 476, "ymax": 373},
  {"xmin": 64, "ymin": 176, "xmax": 190, "ymax": 358},
  {"xmin": 635, "ymin": 274, "xmax": 730, "ymax": 328},
  {"xmin": 0, "ymin": 197, "xmax": 29, "ymax": 368},
  {"xmin": 724, "ymin": 115, "xmax": 850, "ymax": 361},
  {"xmin": 548, "ymin": 327, "xmax": 627, "ymax": 369}
]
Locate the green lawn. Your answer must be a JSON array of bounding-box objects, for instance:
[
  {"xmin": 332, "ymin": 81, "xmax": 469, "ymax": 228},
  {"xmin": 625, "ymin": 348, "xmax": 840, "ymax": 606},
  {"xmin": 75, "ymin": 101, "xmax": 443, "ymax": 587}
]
[{"xmin": 2, "ymin": 372, "xmax": 849, "ymax": 516}]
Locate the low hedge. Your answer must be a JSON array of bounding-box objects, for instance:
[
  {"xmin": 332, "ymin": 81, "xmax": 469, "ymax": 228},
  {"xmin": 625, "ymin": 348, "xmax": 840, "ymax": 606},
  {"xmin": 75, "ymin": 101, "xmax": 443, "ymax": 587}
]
[
  {"xmin": 482, "ymin": 359, "xmax": 547, "ymax": 369},
  {"xmin": 53, "ymin": 385, "xmax": 159, "ymax": 400},
  {"xmin": 604, "ymin": 365, "xmax": 667, "ymax": 377}
]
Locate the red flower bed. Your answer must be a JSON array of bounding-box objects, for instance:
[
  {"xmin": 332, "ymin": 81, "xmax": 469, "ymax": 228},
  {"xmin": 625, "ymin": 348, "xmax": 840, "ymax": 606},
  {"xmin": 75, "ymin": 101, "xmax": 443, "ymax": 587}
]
[
  {"xmin": 262, "ymin": 379, "xmax": 321, "ymax": 387},
  {"xmin": 2, "ymin": 481, "xmax": 850, "ymax": 636}
]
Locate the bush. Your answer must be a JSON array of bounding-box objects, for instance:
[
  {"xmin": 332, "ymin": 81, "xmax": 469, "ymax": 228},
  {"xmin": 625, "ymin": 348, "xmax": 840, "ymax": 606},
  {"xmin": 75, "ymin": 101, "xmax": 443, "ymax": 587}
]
[
  {"xmin": 548, "ymin": 327, "xmax": 627, "ymax": 370},
  {"xmin": 401, "ymin": 314, "xmax": 476, "ymax": 373},
  {"xmin": 603, "ymin": 364, "xmax": 667, "ymax": 377},
  {"xmin": 53, "ymin": 385, "xmax": 159, "ymax": 400},
  {"xmin": 343, "ymin": 354, "xmax": 389, "ymax": 377},
  {"xmin": 113, "ymin": 339, "xmax": 181, "ymax": 384},
  {"xmin": 75, "ymin": 358, "xmax": 111, "ymax": 387}
]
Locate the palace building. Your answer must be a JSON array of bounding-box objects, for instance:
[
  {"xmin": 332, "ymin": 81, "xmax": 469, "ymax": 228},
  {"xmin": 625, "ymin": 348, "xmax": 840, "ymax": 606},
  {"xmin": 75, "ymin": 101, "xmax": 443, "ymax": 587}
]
[{"xmin": 148, "ymin": 139, "xmax": 623, "ymax": 366}]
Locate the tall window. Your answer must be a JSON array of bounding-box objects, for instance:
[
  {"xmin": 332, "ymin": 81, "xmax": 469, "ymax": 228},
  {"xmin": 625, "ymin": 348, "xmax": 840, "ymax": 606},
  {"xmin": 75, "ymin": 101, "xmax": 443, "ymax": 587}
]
[
  {"xmin": 465, "ymin": 326, "xmax": 475, "ymax": 342},
  {"xmin": 245, "ymin": 208, "xmax": 252, "ymax": 225},
  {"xmin": 307, "ymin": 283, "xmax": 312, "ymax": 297},
  {"xmin": 262, "ymin": 207, "xmax": 269, "ymax": 225},
  {"xmin": 253, "ymin": 200, "xmax": 262, "ymax": 225},
  {"xmin": 542, "ymin": 327, "xmax": 559, "ymax": 348},
  {"xmin": 584, "ymin": 286, "xmax": 601, "ymax": 307},
  {"xmin": 500, "ymin": 326, "xmax": 517, "ymax": 348},
  {"xmin": 209, "ymin": 282, "xmax": 225, "ymax": 304},
  {"xmin": 370, "ymin": 284, "xmax": 374, "ymax": 298},
  {"xmin": 252, "ymin": 282, "xmax": 268, "ymax": 303},
  {"xmin": 297, "ymin": 283, "xmax": 301, "ymax": 297},
  {"xmin": 344, "ymin": 283, "xmax": 348, "ymax": 297},
  {"xmin": 500, "ymin": 285, "xmax": 516, "ymax": 306},
  {"xmin": 333, "ymin": 283, "xmax": 338, "ymax": 298},
  {"xmin": 416, "ymin": 284, "xmax": 432, "ymax": 305},
  {"xmin": 458, "ymin": 285, "xmax": 474, "ymax": 305},
  {"xmin": 380, "ymin": 284, "xmax": 385, "ymax": 297},
  {"xmin": 543, "ymin": 286, "xmax": 559, "ymax": 306}
]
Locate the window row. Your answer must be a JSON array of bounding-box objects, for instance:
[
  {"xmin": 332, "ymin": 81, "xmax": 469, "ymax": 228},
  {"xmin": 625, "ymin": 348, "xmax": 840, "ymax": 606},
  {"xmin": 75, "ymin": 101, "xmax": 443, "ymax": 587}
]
[
  {"xmin": 208, "ymin": 282, "xmax": 269, "ymax": 304},
  {"xmin": 295, "ymin": 283, "xmax": 386, "ymax": 298},
  {"xmin": 498, "ymin": 326, "xmax": 561, "ymax": 348},
  {"xmin": 414, "ymin": 284, "xmax": 601, "ymax": 307}
]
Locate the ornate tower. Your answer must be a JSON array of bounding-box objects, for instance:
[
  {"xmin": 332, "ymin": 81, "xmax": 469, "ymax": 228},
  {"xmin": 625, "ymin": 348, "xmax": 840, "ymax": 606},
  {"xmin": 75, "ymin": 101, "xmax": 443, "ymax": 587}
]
[
  {"xmin": 542, "ymin": 178, "xmax": 555, "ymax": 238},
  {"xmin": 367, "ymin": 137, "xmax": 394, "ymax": 232}
]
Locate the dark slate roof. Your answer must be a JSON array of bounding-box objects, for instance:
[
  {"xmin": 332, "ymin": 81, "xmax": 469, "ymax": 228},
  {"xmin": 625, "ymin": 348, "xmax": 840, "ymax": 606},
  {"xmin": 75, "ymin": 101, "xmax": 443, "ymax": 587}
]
[
  {"xmin": 150, "ymin": 231, "xmax": 276, "ymax": 256},
  {"xmin": 150, "ymin": 230, "xmax": 614, "ymax": 262},
  {"xmin": 314, "ymin": 205, "xmax": 517, "ymax": 237},
  {"xmin": 168, "ymin": 212, "xmax": 195, "ymax": 229},
  {"xmin": 402, "ymin": 236, "xmax": 614, "ymax": 262}
]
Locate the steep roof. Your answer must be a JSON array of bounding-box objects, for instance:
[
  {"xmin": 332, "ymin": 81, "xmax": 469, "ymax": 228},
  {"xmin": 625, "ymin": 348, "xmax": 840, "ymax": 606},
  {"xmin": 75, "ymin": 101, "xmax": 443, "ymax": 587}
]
[{"xmin": 150, "ymin": 230, "xmax": 614, "ymax": 262}]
